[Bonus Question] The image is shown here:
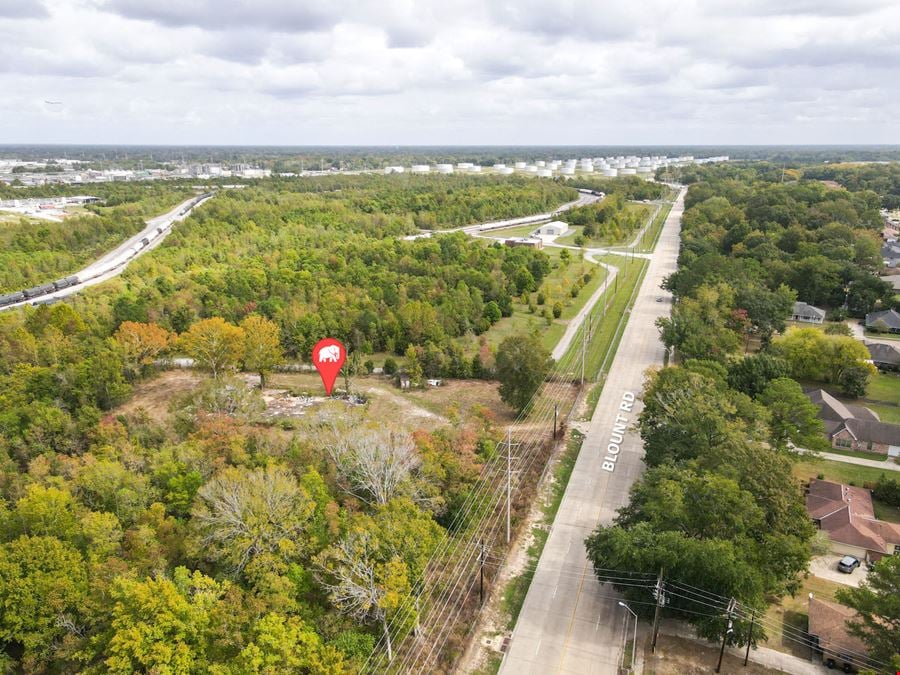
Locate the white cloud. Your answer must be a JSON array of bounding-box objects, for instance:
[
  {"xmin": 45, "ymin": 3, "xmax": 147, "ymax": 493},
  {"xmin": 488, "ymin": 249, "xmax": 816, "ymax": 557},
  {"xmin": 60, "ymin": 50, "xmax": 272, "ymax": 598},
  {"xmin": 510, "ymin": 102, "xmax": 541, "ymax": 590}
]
[{"xmin": 0, "ymin": 0, "xmax": 897, "ymax": 144}]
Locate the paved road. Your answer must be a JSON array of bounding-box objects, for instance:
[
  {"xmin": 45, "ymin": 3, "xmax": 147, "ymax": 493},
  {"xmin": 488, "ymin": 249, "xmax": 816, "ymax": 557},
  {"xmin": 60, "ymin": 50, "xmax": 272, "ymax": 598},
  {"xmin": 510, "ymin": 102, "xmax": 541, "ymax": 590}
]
[
  {"xmin": 845, "ymin": 319, "xmax": 900, "ymax": 348},
  {"xmin": 2, "ymin": 193, "xmax": 214, "ymax": 311},
  {"xmin": 500, "ymin": 188, "xmax": 686, "ymax": 675}
]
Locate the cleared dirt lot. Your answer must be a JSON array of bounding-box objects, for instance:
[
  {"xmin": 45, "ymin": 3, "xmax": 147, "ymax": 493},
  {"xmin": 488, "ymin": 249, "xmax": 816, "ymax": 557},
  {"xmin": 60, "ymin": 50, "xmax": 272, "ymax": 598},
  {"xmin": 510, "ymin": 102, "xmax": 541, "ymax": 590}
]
[{"xmin": 113, "ymin": 369, "xmax": 575, "ymax": 435}]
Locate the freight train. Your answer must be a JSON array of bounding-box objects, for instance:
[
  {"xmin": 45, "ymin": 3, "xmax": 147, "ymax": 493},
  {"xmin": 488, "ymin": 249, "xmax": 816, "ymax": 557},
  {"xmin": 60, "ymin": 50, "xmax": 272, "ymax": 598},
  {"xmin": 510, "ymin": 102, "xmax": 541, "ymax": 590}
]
[{"xmin": 0, "ymin": 192, "xmax": 214, "ymax": 309}]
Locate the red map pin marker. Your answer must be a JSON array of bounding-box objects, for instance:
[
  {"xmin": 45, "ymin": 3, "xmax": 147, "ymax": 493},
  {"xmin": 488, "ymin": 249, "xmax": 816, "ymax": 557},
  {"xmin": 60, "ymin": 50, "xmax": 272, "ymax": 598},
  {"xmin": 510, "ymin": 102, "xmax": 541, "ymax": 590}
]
[{"xmin": 312, "ymin": 338, "xmax": 346, "ymax": 396}]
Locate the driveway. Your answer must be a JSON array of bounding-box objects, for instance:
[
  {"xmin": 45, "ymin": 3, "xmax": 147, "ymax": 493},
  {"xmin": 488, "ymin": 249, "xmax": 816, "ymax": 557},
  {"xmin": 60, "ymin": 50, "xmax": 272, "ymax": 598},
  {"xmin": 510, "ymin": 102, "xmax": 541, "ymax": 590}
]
[{"xmin": 809, "ymin": 554, "xmax": 869, "ymax": 588}]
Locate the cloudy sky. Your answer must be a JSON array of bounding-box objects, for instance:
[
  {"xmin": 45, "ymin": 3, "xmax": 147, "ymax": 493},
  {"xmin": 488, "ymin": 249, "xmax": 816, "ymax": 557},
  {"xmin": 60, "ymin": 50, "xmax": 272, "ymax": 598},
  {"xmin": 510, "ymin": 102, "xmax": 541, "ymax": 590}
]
[{"xmin": 2, "ymin": 0, "xmax": 898, "ymax": 145}]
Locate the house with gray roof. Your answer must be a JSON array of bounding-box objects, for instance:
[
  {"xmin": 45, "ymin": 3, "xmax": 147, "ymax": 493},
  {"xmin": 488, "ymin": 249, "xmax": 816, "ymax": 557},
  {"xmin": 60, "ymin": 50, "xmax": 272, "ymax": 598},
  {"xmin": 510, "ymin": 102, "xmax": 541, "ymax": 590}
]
[
  {"xmin": 883, "ymin": 242, "xmax": 900, "ymax": 268},
  {"xmin": 806, "ymin": 388, "xmax": 900, "ymax": 457},
  {"xmin": 791, "ymin": 301, "xmax": 826, "ymax": 324},
  {"xmin": 865, "ymin": 308, "xmax": 900, "ymax": 334},
  {"xmin": 865, "ymin": 341, "xmax": 900, "ymax": 371}
]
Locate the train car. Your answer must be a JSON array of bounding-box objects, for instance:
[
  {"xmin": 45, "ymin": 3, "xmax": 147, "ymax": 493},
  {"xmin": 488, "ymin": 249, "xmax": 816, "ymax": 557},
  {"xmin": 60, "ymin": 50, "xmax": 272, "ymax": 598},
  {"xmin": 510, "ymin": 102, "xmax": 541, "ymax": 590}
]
[
  {"xmin": 0, "ymin": 291, "xmax": 26, "ymax": 306},
  {"xmin": 140, "ymin": 237, "xmax": 150, "ymax": 247},
  {"xmin": 22, "ymin": 283, "xmax": 56, "ymax": 299},
  {"xmin": 52, "ymin": 275, "xmax": 79, "ymax": 291},
  {"xmin": 31, "ymin": 297, "xmax": 59, "ymax": 307}
]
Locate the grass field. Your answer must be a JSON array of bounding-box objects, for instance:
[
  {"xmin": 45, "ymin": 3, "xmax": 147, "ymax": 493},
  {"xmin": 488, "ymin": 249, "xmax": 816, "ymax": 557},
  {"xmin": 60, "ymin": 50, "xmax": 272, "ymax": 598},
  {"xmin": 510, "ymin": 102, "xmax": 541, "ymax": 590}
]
[
  {"xmin": 635, "ymin": 197, "xmax": 674, "ymax": 253},
  {"xmin": 480, "ymin": 223, "xmax": 543, "ymax": 239},
  {"xmin": 472, "ymin": 246, "xmax": 608, "ymax": 353},
  {"xmin": 554, "ymin": 203, "xmax": 652, "ymax": 248},
  {"xmin": 561, "ymin": 254, "xmax": 649, "ymax": 382}
]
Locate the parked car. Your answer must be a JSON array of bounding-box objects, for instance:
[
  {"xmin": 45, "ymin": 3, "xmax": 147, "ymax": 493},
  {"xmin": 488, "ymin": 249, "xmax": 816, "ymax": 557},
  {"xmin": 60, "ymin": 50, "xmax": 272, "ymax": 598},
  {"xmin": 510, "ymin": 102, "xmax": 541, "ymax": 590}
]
[{"xmin": 837, "ymin": 556, "xmax": 860, "ymax": 574}]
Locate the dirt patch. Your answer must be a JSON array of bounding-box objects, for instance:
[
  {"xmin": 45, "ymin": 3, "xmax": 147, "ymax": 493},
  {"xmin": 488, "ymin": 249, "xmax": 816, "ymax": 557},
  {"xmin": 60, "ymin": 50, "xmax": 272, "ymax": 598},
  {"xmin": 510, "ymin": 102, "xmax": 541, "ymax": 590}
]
[
  {"xmin": 645, "ymin": 634, "xmax": 788, "ymax": 674},
  {"xmin": 115, "ymin": 370, "xmax": 203, "ymax": 422},
  {"xmin": 117, "ymin": 370, "xmax": 515, "ymax": 434}
]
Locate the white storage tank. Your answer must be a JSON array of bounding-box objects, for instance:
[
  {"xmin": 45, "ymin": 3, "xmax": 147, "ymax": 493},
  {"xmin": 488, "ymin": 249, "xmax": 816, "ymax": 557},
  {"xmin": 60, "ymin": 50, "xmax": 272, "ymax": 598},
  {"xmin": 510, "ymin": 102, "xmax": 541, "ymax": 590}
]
[
  {"xmin": 457, "ymin": 162, "xmax": 473, "ymax": 169},
  {"xmin": 536, "ymin": 160, "xmax": 546, "ymax": 167},
  {"xmin": 384, "ymin": 166, "xmax": 405, "ymax": 174},
  {"xmin": 497, "ymin": 167, "xmax": 515, "ymax": 175},
  {"xmin": 523, "ymin": 164, "xmax": 538, "ymax": 173},
  {"xmin": 514, "ymin": 161, "xmax": 527, "ymax": 169},
  {"xmin": 637, "ymin": 166, "xmax": 652, "ymax": 174},
  {"xmin": 436, "ymin": 164, "xmax": 454, "ymax": 174},
  {"xmin": 468, "ymin": 165, "xmax": 482, "ymax": 173},
  {"xmin": 602, "ymin": 168, "xmax": 617, "ymax": 177},
  {"xmin": 536, "ymin": 169, "xmax": 552, "ymax": 177},
  {"xmin": 559, "ymin": 166, "xmax": 575, "ymax": 175},
  {"xmin": 620, "ymin": 167, "xmax": 637, "ymax": 175},
  {"xmin": 493, "ymin": 164, "xmax": 507, "ymax": 170}
]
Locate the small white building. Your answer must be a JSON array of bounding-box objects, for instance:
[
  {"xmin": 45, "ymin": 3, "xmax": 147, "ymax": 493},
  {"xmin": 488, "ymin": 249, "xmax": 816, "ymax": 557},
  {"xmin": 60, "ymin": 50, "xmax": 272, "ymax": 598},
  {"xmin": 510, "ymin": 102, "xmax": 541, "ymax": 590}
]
[{"xmin": 535, "ymin": 221, "xmax": 570, "ymax": 237}]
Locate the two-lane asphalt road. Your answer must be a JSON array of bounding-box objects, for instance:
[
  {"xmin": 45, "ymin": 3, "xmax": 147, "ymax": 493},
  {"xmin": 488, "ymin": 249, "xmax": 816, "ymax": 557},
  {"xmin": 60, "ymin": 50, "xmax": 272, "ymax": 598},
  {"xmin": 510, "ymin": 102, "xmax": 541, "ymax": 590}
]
[{"xmin": 500, "ymin": 188, "xmax": 686, "ymax": 675}]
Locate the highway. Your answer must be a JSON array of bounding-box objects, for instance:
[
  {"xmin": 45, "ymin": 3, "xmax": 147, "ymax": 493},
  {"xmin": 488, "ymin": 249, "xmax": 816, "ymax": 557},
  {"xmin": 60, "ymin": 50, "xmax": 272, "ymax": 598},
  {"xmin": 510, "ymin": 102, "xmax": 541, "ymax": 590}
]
[
  {"xmin": 499, "ymin": 187, "xmax": 686, "ymax": 675},
  {"xmin": 1, "ymin": 192, "xmax": 214, "ymax": 311}
]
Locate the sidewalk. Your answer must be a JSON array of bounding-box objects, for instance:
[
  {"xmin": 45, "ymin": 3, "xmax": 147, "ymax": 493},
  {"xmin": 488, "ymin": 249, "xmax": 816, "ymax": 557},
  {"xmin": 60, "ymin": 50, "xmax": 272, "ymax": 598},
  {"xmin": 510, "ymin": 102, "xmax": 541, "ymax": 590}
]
[{"xmin": 795, "ymin": 447, "xmax": 900, "ymax": 472}]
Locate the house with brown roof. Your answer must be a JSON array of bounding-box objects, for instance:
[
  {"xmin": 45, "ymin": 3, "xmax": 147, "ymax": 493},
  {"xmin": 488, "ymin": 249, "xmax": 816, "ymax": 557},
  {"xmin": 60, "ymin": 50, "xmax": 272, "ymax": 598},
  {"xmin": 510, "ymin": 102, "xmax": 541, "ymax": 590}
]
[
  {"xmin": 806, "ymin": 479, "xmax": 900, "ymax": 562},
  {"xmin": 808, "ymin": 596, "xmax": 869, "ymax": 671},
  {"xmin": 806, "ymin": 389, "xmax": 900, "ymax": 457}
]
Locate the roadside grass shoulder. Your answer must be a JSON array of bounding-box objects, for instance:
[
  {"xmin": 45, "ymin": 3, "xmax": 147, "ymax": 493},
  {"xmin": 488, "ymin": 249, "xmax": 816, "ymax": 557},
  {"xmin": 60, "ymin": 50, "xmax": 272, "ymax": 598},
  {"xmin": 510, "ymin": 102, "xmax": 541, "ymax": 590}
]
[{"xmin": 501, "ymin": 429, "xmax": 584, "ymax": 630}]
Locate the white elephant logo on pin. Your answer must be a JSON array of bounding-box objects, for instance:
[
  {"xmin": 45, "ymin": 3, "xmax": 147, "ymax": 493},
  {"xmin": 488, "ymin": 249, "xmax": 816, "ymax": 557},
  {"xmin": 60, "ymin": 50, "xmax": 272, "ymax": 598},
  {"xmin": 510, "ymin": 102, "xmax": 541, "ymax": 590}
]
[{"xmin": 317, "ymin": 344, "xmax": 341, "ymax": 363}]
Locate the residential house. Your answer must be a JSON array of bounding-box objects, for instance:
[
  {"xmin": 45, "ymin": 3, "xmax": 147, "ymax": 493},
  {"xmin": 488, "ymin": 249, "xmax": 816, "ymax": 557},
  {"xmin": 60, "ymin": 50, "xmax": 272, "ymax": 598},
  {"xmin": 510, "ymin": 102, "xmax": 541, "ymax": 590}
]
[
  {"xmin": 806, "ymin": 389, "xmax": 900, "ymax": 457},
  {"xmin": 807, "ymin": 596, "xmax": 869, "ymax": 672},
  {"xmin": 865, "ymin": 341, "xmax": 900, "ymax": 371},
  {"xmin": 881, "ymin": 274, "xmax": 900, "ymax": 292},
  {"xmin": 806, "ymin": 479, "xmax": 900, "ymax": 561},
  {"xmin": 865, "ymin": 308, "xmax": 900, "ymax": 334},
  {"xmin": 883, "ymin": 242, "xmax": 900, "ymax": 268},
  {"xmin": 791, "ymin": 301, "xmax": 826, "ymax": 324}
]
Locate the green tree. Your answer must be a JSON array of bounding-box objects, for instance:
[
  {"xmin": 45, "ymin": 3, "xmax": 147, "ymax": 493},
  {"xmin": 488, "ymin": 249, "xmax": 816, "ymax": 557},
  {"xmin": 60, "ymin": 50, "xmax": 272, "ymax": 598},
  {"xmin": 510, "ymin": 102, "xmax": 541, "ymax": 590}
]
[
  {"xmin": 495, "ymin": 333, "xmax": 552, "ymax": 414},
  {"xmin": 181, "ymin": 317, "xmax": 246, "ymax": 379},
  {"xmin": 102, "ymin": 568, "xmax": 227, "ymax": 674},
  {"xmin": 758, "ymin": 378, "xmax": 826, "ymax": 451},
  {"xmin": 233, "ymin": 613, "xmax": 347, "ymax": 674},
  {"xmin": 241, "ymin": 314, "xmax": 283, "ymax": 388},
  {"xmin": 0, "ymin": 536, "xmax": 88, "ymax": 667},
  {"xmin": 836, "ymin": 555, "xmax": 900, "ymax": 667}
]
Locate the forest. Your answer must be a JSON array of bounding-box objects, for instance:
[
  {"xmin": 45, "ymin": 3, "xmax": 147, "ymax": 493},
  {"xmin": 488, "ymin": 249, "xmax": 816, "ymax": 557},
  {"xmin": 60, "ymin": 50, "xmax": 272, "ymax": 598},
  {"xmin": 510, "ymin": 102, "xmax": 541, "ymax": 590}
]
[
  {"xmin": 587, "ymin": 163, "xmax": 898, "ymax": 654},
  {"xmin": 0, "ymin": 175, "xmax": 578, "ymax": 673},
  {"xmin": 0, "ymin": 182, "xmax": 195, "ymax": 293}
]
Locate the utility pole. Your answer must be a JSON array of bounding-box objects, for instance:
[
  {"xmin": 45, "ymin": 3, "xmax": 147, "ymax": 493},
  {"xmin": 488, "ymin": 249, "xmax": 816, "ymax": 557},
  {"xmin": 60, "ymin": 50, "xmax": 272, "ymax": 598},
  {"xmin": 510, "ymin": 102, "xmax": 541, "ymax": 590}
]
[
  {"xmin": 651, "ymin": 569, "xmax": 664, "ymax": 653},
  {"xmin": 479, "ymin": 539, "xmax": 485, "ymax": 606},
  {"xmin": 716, "ymin": 598, "xmax": 736, "ymax": 673},
  {"xmin": 580, "ymin": 325, "xmax": 586, "ymax": 386},
  {"xmin": 553, "ymin": 404, "xmax": 559, "ymax": 440},
  {"xmin": 743, "ymin": 610, "xmax": 755, "ymax": 667}
]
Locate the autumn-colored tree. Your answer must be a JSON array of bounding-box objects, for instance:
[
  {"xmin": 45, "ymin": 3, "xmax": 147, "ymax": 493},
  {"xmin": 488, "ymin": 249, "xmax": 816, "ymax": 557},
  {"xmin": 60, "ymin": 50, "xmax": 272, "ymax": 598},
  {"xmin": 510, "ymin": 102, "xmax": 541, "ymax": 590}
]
[
  {"xmin": 180, "ymin": 317, "xmax": 245, "ymax": 379},
  {"xmin": 240, "ymin": 314, "xmax": 282, "ymax": 388},
  {"xmin": 114, "ymin": 321, "xmax": 173, "ymax": 377}
]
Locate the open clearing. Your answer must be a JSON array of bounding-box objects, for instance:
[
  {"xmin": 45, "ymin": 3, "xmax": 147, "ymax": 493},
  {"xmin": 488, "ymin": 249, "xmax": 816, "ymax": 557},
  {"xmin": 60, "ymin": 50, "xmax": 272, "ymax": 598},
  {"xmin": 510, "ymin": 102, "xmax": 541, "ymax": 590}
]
[{"xmin": 114, "ymin": 368, "xmax": 578, "ymax": 436}]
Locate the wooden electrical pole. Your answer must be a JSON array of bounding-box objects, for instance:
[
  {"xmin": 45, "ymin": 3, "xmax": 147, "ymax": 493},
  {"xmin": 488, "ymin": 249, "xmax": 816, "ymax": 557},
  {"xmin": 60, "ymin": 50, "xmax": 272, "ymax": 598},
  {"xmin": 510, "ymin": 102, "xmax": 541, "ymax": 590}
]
[{"xmin": 716, "ymin": 598, "xmax": 736, "ymax": 673}]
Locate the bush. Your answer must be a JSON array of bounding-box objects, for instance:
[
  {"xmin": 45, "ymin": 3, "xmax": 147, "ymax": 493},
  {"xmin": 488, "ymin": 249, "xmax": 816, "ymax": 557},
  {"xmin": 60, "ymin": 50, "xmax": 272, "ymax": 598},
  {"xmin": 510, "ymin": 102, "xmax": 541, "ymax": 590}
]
[
  {"xmin": 536, "ymin": 292, "xmax": 546, "ymax": 305},
  {"xmin": 552, "ymin": 302, "xmax": 563, "ymax": 319},
  {"xmin": 364, "ymin": 359, "xmax": 375, "ymax": 374},
  {"xmin": 574, "ymin": 235, "xmax": 585, "ymax": 247},
  {"xmin": 873, "ymin": 476, "xmax": 900, "ymax": 507},
  {"xmin": 383, "ymin": 357, "xmax": 398, "ymax": 375}
]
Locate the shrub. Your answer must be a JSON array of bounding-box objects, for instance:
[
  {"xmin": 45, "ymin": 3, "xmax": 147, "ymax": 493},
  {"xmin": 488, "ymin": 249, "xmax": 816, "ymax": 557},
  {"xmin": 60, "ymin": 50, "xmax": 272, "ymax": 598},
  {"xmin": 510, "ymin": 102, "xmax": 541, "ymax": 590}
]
[{"xmin": 383, "ymin": 357, "xmax": 398, "ymax": 375}]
